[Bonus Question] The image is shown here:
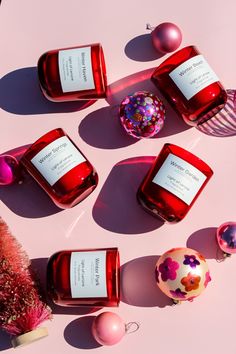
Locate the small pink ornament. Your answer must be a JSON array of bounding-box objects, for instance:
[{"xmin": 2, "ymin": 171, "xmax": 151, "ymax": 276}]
[
  {"xmin": 216, "ymin": 222, "xmax": 236, "ymax": 256},
  {"xmin": 0, "ymin": 155, "xmax": 20, "ymax": 185},
  {"xmin": 147, "ymin": 22, "xmax": 182, "ymax": 53},
  {"xmin": 92, "ymin": 312, "xmax": 126, "ymax": 346},
  {"xmin": 155, "ymin": 247, "xmax": 211, "ymax": 303}
]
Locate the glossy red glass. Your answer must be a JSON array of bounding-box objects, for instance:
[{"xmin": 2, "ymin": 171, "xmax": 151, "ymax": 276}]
[
  {"xmin": 21, "ymin": 128, "xmax": 98, "ymax": 209},
  {"xmin": 47, "ymin": 248, "xmax": 120, "ymax": 307},
  {"xmin": 38, "ymin": 43, "xmax": 107, "ymax": 102},
  {"xmin": 137, "ymin": 143, "xmax": 213, "ymax": 223},
  {"xmin": 152, "ymin": 46, "xmax": 227, "ymax": 126}
]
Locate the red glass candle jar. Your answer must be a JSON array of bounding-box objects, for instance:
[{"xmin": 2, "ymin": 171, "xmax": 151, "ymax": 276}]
[
  {"xmin": 47, "ymin": 248, "xmax": 120, "ymax": 307},
  {"xmin": 152, "ymin": 46, "xmax": 227, "ymax": 126},
  {"xmin": 137, "ymin": 143, "xmax": 213, "ymax": 223},
  {"xmin": 38, "ymin": 43, "xmax": 107, "ymax": 102},
  {"xmin": 21, "ymin": 128, "xmax": 98, "ymax": 209}
]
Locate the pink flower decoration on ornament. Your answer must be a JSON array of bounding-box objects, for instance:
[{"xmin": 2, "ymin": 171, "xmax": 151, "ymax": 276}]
[
  {"xmin": 204, "ymin": 271, "xmax": 211, "ymax": 288},
  {"xmin": 159, "ymin": 257, "xmax": 179, "ymax": 281},
  {"xmin": 187, "ymin": 296, "xmax": 196, "ymax": 302}
]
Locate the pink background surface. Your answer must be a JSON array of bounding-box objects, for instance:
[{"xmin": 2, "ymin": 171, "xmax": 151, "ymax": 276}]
[{"xmin": 0, "ymin": 0, "xmax": 236, "ymax": 353}]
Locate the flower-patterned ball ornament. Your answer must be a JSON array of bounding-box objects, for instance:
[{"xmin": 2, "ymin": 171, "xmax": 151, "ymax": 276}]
[
  {"xmin": 119, "ymin": 91, "xmax": 165, "ymax": 139},
  {"xmin": 155, "ymin": 248, "xmax": 211, "ymax": 303},
  {"xmin": 216, "ymin": 222, "xmax": 236, "ymax": 256}
]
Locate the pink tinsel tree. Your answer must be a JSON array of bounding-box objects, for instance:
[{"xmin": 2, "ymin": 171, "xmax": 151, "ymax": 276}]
[{"xmin": 0, "ymin": 217, "xmax": 52, "ymax": 347}]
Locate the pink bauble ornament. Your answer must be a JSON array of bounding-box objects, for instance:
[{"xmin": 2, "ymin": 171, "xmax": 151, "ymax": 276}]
[
  {"xmin": 0, "ymin": 155, "xmax": 20, "ymax": 185},
  {"xmin": 92, "ymin": 312, "xmax": 126, "ymax": 346},
  {"xmin": 147, "ymin": 22, "xmax": 182, "ymax": 53},
  {"xmin": 119, "ymin": 91, "xmax": 165, "ymax": 139},
  {"xmin": 216, "ymin": 222, "xmax": 236, "ymax": 256},
  {"xmin": 155, "ymin": 248, "xmax": 211, "ymax": 303}
]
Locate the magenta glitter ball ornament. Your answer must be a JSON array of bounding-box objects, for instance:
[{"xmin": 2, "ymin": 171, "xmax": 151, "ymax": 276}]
[
  {"xmin": 216, "ymin": 222, "xmax": 236, "ymax": 255},
  {"xmin": 92, "ymin": 312, "xmax": 126, "ymax": 346},
  {"xmin": 155, "ymin": 248, "xmax": 211, "ymax": 303},
  {"xmin": 0, "ymin": 155, "xmax": 20, "ymax": 185},
  {"xmin": 148, "ymin": 22, "xmax": 182, "ymax": 53},
  {"xmin": 119, "ymin": 91, "xmax": 165, "ymax": 139}
]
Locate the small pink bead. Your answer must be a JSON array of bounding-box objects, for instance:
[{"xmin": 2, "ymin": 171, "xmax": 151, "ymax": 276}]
[{"xmin": 92, "ymin": 312, "xmax": 125, "ymax": 346}]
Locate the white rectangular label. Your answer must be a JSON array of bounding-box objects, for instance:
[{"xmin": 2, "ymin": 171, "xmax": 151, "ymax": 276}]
[
  {"xmin": 152, "ymin": 153, "xmax": 207, "ymax": 205},
  {"xmin": 70, "ymin": 251, "xmax": 107, "ymax": 298},
  {"xmin": 169, "ymin": 55, "xmax": 219, "ymax": 100},
  {"xmin": 31, "ymin": 136, "xmax": 86, "ymax": 186},
  {"xmin": 58, "ymin": 46, "xmax": 95, "ymax": 93}
]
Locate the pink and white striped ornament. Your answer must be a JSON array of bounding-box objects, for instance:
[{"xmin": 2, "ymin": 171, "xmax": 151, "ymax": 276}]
[{"xmin": 198, "ymin": 89, "xmax": 236, "ymax": 137}]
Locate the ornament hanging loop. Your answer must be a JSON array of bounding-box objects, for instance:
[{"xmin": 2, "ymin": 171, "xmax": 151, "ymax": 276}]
[
  {"xmin": 216, "ymin": 248, "xmax": 228, "ymax": 263},
  {"xmin": 125, "ymin": 322, "xmax": 140, "ymax": 334},
  {"xmin": 146, "ymin": 23, "xmax": 154, "ymax": 31}
]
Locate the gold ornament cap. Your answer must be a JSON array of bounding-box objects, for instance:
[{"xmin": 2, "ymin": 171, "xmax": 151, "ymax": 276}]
[{"xmin": 11, "ymin": 327, "xmax": 48, "ymax": 348}]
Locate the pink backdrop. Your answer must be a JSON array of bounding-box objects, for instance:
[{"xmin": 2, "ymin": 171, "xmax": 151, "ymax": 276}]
[{"xmin": 0, "ymin": 0, "xmax": 236, "ymax": 353}]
